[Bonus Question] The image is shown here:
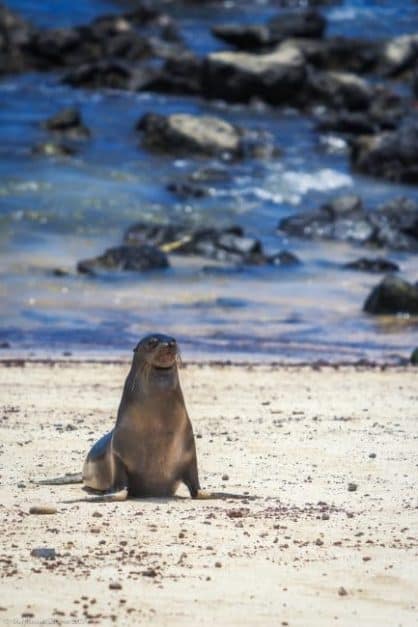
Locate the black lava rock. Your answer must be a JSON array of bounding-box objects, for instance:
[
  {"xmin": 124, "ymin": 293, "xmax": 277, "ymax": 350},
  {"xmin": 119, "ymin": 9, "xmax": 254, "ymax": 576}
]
[
  {"xmin": 166, "ymin": 181, "xmax": 209, "ymax": 199},
  {"xmin": 212, "ymin": 10, "xmax": 326, "ymax": 51},
  {"xmin": 344, "ymin": 257, "xmax": 400, "ymax": 273},
  {"xmin": 351, "ymin": 116, "xmax": 418, "ymax": 184},
  {"xmin": 279, "ymin": 195, "xmax": 418, "ymax": 252},
  {"xmin": 43, "ymin": 107, "xmax": 90, "ymax": 139},
  {"xmin": 363, "ymin": 275, "xmax": 418, "ymax": 315},
  {"xmin": 124, "ymin": 221, "xmax": 294, "ymax": 267},
  {"xmin": 77, "ymin": 245, "xmax": 169, "ymax": 275}
]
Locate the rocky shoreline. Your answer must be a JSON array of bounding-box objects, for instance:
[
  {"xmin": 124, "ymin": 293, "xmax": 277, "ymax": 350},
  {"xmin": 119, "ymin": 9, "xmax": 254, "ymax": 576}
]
[{"xmin": 3, "ymin": 1, "xmax": 418, "ymax": 181}]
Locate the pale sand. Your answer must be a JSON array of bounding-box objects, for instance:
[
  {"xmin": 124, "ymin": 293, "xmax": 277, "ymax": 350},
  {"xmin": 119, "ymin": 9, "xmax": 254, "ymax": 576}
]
[{"xmin": 0, "ymin": 361, "xmax": 417, "ymax": 626}]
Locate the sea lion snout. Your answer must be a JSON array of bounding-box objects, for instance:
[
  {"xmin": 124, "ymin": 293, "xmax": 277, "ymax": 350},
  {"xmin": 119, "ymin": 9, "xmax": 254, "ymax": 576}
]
[{"xmin": 153, "ymin": 343, "xmax": 177, "ymax": 368}]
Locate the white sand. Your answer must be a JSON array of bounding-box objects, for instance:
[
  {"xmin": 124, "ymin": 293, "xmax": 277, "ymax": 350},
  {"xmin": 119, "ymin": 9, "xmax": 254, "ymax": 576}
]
[{"xmin": 0, "ymin": 361, "xmax": 417, "ymax": 626}]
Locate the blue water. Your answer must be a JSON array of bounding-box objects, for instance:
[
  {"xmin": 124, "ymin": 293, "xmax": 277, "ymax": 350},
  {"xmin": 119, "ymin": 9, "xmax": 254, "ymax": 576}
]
[{"xmin": 0, "ymin": 0, "xmax": 417, "ymax": 361}]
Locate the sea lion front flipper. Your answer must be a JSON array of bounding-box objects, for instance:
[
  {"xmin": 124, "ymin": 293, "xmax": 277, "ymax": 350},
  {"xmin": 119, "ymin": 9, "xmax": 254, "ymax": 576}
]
[
  {"xmin": 83, "ymin": 487, "xmax": 129, "ymax": 502},
  {"xmin": 61, "ymin": 487, "xmax": 129, "ymax": 504},
  {"xmin": 195, "ymin": 490, "xmax": 213, "ymax": 499},
  {"xmin": 181, "ymin": 446, "xmax": 201, "ymax": 498}
]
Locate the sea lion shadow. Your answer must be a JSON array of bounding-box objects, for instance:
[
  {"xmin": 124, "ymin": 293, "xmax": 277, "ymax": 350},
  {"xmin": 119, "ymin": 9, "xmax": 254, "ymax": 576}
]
[
  {"xmin": 131, "ymin": 492, "xmax": 259, "ymax": 503},
  {"xmin": 61, "ymin": 490, "xmax": 259, "ymax": 505}
]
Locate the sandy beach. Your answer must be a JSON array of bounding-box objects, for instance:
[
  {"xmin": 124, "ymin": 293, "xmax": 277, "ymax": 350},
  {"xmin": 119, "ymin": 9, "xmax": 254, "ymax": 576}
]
[{"xmin": 0, "ymin": 360, "xmax": 417, "ymax": 626}]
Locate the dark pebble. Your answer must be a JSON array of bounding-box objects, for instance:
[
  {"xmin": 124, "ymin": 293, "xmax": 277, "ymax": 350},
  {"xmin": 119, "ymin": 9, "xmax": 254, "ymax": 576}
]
[{"xmin": 31, "ymin": 548, "xmax": 56, "ymax": 560}]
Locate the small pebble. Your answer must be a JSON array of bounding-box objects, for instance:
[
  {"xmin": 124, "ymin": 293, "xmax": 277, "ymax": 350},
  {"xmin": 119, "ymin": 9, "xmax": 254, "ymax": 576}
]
[
  {"xmin": 31, "ymin": 548, "xmax": 56, "ymax": 560},
  {"xmin": 338, "ymin": 586, "xmax": 347, "ymax": 596},
  {"xmin": 142, "ymin": 568, "xmax": 158, "ymax": 578},
  {"xmin": 369, "ymin": 453, "xmax": 376, "ymax": 459},
  {"xmin": 348, "ymin": 482, "xmax": 358, "ymax": 492},
  {"xmin": 222, "ymin": 474, "xmax": 229, "ymax": 481},
  {"xmin": 29, "ymin": 505, "xmax": 57, "ymax": 515},
  {"xmin": 227, "ymin": 509, "xmax": 244, "ymax": 519},
  {"xmin": 109, "ymin": 582, "xmax": 122, "ymax": 590}
]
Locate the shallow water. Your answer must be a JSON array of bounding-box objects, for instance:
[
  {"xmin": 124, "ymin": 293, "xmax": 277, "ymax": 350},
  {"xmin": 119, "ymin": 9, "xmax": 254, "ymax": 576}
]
[{"xmin": 0, "ymin": 0, "xmax": 417, "ymax": 361}]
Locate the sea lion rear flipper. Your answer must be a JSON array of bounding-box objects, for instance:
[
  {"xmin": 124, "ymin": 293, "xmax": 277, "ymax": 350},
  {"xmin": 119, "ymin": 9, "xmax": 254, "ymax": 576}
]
[{"xmin": 35, "ymin": 472, "xmax": 83, "ymax": 485}]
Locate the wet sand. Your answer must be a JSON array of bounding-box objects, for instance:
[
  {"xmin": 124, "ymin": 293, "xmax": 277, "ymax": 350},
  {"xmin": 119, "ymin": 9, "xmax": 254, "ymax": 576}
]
[{"xmin": 0, "ymin": 361, "xmax": 417, "ymax": 626}]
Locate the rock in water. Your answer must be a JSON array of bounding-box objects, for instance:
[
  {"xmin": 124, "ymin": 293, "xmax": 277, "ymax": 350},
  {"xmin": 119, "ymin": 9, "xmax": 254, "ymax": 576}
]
[
  {"xmin": 307, "ymin": 70, "xmax": 374, "ymax": 111},
  {"xmin": 324, "ymin": 195, "xmax": 363, "ymax": 215},
  {"xmin": 379, "ymin": 34, "xmax": 418, "ymax": 76},
  {"xmin": 344, "ymin": 258, "xmax": 399, "ymax": 273},
  {"xmin": 77, "ymin": 245, "xmax": 169, "ymax": 275},
  {"xmin": 203, "ymin": 45, "xmax": 306, "ymax": 105},
  {"xmin": 212, "ymin": 10, "xmax": 326, "ymax": 51},
  {"xmin": 43, "ymin": 107, "xmax": 90, "ymax": 139},
  {"xmin": 123, "ymin": 222, "xmax": 293, "ymax": 266},
  {"xmin": 364, "ymin": 276, "xmax": 418, "ymax": 315},
  {"xmin": 279, "ymin": 195, "xmax": 374, "ymax": 245},
  {"xmin": 137, "ymin": 112, "xmax": 243, "ymax": 157},
  {"xmin": 279, "ymin": 195, "xmax": 418, "ymax": 252},
  {"xmin": 351, "ymin": 116, "xmax": 418, "ymax": 183}
]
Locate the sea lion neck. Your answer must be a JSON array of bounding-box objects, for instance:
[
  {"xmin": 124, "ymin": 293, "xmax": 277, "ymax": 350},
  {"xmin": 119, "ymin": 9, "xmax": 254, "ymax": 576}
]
[
  {"xmin": 126, "ymin": 357, "xmax": 180, "ymax": 397},
  {"xmin": 146, "ymin": 363, "xmax": 180, "ymax": 393}
]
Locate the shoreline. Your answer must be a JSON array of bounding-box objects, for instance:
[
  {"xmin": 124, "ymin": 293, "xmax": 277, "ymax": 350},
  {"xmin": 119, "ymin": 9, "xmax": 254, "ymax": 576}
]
[
  {"xmin": 0, "ymin": 358, "xmax": 416, "ymax": 370},
  {"xmin": 0, "ymin": 355, "xmax": 415, "ymax": 369},
  {"xmin": 1, "ymin": 361, "xmax": 417, "ymax": 625}
]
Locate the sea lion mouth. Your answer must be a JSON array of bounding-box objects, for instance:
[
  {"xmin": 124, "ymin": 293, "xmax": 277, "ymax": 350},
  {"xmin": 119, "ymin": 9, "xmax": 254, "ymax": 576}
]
[{"xmin": 150, "ymin": 349, "xmax": 178, "ymax": 370}]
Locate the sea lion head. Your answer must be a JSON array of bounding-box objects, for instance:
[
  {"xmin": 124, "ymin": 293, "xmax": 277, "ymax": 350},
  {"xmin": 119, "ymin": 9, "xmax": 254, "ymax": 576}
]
[{"xmin": 133, "ymin": 333, "xmax": 179, "ymax": 371}]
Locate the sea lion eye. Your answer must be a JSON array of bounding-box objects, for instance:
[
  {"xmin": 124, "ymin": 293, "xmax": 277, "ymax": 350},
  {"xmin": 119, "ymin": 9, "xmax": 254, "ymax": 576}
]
[{"xmin": 147, "ymin": 337, "xmax": 159, "ymax": 349}]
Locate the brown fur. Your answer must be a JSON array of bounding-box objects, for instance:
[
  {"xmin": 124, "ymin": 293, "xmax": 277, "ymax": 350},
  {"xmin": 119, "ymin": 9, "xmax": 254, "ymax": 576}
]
[{"xmin": 82, "ymin": 334, "xmax": 201, "ymax": 500}]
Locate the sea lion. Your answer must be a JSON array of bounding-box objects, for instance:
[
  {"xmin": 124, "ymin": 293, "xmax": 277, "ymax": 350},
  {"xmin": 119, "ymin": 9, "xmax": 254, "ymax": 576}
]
[{"xmin": 81, "ymin": 333, "xmax": 206, "ymax": 501}]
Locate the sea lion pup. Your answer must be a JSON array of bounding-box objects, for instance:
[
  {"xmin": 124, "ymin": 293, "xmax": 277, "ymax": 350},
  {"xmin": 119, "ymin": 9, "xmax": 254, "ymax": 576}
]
[{"xmin": 82, "ymin": 333, "xmax": 207, "ymax": 501}]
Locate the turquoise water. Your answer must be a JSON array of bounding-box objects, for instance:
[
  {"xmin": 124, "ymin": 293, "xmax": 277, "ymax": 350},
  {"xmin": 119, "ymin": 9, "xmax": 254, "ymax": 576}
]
[{"xmin": 0, "ymin": 0, "xmax": 417, "ymax": 361}]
